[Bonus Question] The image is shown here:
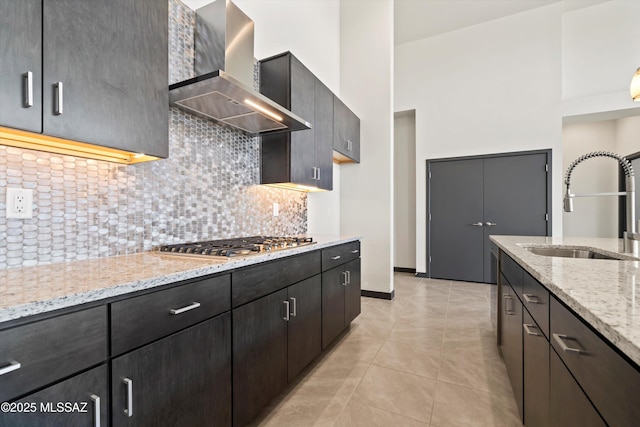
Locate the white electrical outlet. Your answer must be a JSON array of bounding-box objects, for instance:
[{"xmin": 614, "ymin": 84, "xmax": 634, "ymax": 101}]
[
  {"xmin": 6, "ymin": 188, "xmax": 33, "ymax": 219},
  {"xmin": 273, "ymin": 202, "xmax": 279, "ymax": 217}
]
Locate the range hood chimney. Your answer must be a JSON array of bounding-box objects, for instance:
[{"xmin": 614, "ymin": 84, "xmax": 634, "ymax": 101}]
[{"xmin": 169, "ymin": 0, "xmax": 311, "ymax": 134}]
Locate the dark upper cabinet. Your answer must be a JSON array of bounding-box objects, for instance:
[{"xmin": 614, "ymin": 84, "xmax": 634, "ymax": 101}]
[
  {"xmin": 333, "ymin": 95, "xmax": 360, "ymax": 163},
  {"xmin": 0, "ymin": 0, "xmax": 42, "ymax": 133},
  {"xmin": 42, "ymin": 0, "xmax": 168, "ymax": 158},
  {"xmin": 260, "ymin": 52, "xmax": 333, "ymax": 190},
  {"xmin": 1, "ymin": 0, "xmax": 168, "ymax": 159}
]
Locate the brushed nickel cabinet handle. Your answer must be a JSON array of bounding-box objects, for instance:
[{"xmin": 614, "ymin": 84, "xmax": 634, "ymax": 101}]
[
  {"xmin": 90, "ymin": 394, "xmax": 101, "ymax": 427},
  {"xmin": 0, "ymin": 361, "xmax": 21, "ymax": 376},
  {"xmin": 350, "ymin": 249, "xmax": 359, "ymax": 254},
  {"xmin": 342, "ymin": 271, "xmax": 348, "ymax": 286},
  {"xmin": 523, "ymin": 323, "xmax": 541, "ymax": 336},
  {"xmin": 290, "ymin": 297, "xmax": 297, "ymax": 317},
  {"xmin": 346, "ymin": 270, "xmax": 351, "ymax": 285},
  {"xmin": 23, "ymin": 71, "xmax": 33, "ymax": 107},
  {"xmin": 331, "ymin": 255, "xmax": 341, "ymax": 260},
  {"xmin": 553, "ymin": 333, "xmax": 582, "ymax": 354},
  {"xmin": 169, "ymin": 302, "xmax": 201, "ymax": 315},
  {"xmin": 523, "ymin": 294, "xmax": 540, "ymax": 304},
  {"xmin": 123, "ymin": 378, "xmax": 133, "ymax": 417},
  {"xmin": 283, "ymin": 300, "xmax": 290, "ymax": 321},
  {"xmin": 54, "ymin": 82, "xmax": 63, "ymax": 115}
]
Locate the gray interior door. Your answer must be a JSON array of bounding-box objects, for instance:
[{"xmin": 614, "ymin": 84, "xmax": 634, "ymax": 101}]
[
  {"xmin": 428, "ymin": 151, "xmax": 549, "ymax": 283},
  {"xmin": 429, "ymin": 159, "xmax": 485, "ymax": 281},
  {"xmin": 483, "ymin": 153, "xmax": 548, "ymax": 282}
]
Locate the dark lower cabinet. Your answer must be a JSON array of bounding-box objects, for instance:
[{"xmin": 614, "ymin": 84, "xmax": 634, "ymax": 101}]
[
  {"xmin": 550, "ymin": 349, "xmax": 605, "ymax": 427},
  {"xmin": 0, "ymin": 364, "xmax": 108, "ymax": 427},
  {"xmin": 523, "ymin": 311, "xmax": 549, "ymax": 427},
  {"xmin": 322, "ymin": 265, "xmax": 346, "ymax": 349},
  {"xmin": 499, "ymin": 277, "xmax": 523, "ymax": 419},
  {"xmin": 111, "ymin": 313, "xmax": 232, "ymax": 427},
  {"xmin": 288, "ymin": 275, "xmax": 322, "ymax": 381},
  {"xmin": 233, "ymin": 289, "xmax": 288, "ymax": 427},
  {"xmin": 345, "ymin": 258, "xmax": 362, "ymax": 325}
]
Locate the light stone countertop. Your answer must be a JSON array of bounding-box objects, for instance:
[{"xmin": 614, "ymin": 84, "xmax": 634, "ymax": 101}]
[
  {"xmin": 490, "ymin": 235, "xmax": 640, "ymax": 367},
  {"xmin": 0, "ymin": 235, "xmax": 360, "ymax": 324}
]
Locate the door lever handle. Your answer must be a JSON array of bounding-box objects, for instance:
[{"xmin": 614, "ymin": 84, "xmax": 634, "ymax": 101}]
[
  {"xmin": 471, "ymin": 222, "xmax": 483, "ymax": 227},
  {"xmin": 485, "ymin": 222, "xmax": 497, "ymax": 227}
]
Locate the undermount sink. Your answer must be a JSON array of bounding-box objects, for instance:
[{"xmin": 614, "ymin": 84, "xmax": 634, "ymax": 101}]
[{"xmin": 525, "ymin": 246, "xmax": 624, "ymax": 260}]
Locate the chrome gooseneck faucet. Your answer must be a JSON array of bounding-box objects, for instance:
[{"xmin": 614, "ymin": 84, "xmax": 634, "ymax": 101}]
[{"xmin": 564, "ymin": 151, "xmax": 640, "ymax": 253}]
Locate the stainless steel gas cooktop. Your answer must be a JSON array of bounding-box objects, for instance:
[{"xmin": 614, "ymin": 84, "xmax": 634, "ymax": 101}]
[{"xmin": 158, "ymin": 236, "xmax": 314, "ymax": 258}]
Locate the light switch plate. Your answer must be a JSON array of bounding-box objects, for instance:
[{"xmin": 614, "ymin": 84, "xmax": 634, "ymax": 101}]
[
  {"xmin": 273, "ymin": 202, "xmax": 279, "ymax": 217},
  {"xmin": 6, "ymin": 188, "xmax": 33, "ymax": 219}
]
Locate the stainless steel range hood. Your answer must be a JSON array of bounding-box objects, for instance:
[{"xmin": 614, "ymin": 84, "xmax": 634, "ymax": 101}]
[{"xmin": 169, "ymin": 0, "xmax": 311, "ymax": 135}]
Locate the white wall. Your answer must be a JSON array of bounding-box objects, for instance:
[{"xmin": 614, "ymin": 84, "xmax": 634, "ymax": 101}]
[
  {"xmin": 562, "ymin": 121, "xmax": 618, "ymax": 237},
  {"xmin": 340, "ymin": 0, "xmax": 394, "ymax": 294},
  {"xmin": 395, "ymin": 4, "xmax": 563, "ymax": 274},
  {"xmin": 562, "ymin": 0, "xmax": 640, "ymax": 118},
  {"xmin": 394, "ymin": 111, "xmax": 416, "ymax": 269},
  {"xmin": 616, "ymin": 116, "xmax": 640, "ymax": 157}
]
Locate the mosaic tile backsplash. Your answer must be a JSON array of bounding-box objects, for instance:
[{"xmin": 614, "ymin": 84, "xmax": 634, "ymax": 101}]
[{"xmin": 0, "ymin": 0, "xmax": 307, "ymax": 269}]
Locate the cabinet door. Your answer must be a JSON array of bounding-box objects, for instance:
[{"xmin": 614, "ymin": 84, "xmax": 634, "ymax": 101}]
[
  {"xmin": 288, "ymin": 275, "xmax": 322, "ymax": 381},
  {"xmin": 0, "ymin": 0, "xmax": 42, "ymax": 132},
  {"xmin": 523, "ymin": 311, "xmax": 549, "ymax": 427},
  {"xmin": 112, "ymin": 313, "xmax": 232, "ymax": 427},
  {"xmin": 314, "ymin": 78, "xmax": 333, "ymax": 190},
  {"xmin": 42, "ymin": 0, "xmax": 168, "ymax": 158},
  {"xmin": 289, "ymin": 55, "xmax": 316, "ymax": 186},
  {"xmin": 549, "ymin": 349, "xmax": 605, "ymax": 427},
  {"xmin": 322, "ymin": 265, "xmax": 346, "ymax": 349},
  {"xmin": 0, "ymin": 364, "xmax": 108, "ymax": 427},
  {"xmin": 345, "ymin": 258, "xmax": 361, "ymax": 325},
  {"xmin": 233, "ymin": 289, "xmax": 288, "ymax": 427},
  {"xmin": 500, "ymin": 283, "xmax": 523, "ymax": 420},
  {"xmin": 333, "ymin": 96, "xmax": 359, "ymax": 162}
]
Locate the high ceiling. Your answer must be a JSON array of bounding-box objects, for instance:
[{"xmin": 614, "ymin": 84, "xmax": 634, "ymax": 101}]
[
  {"xmin": 183, "ymin": 0, "xmax": 610, "ymax": 47},
  {"xmin": 394, "ymin": 0, "xmax": 609, "ymax": 45}
]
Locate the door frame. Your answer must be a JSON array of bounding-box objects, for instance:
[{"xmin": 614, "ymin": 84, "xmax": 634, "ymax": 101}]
[{"xmin": 425, "ymin": 149, "xmax": 553, "ymax": 278}]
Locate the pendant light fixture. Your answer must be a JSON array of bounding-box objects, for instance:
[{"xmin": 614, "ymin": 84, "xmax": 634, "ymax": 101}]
[{"xmin": 631, "ymin": 67, "xmax": 640, "ymax": 102}]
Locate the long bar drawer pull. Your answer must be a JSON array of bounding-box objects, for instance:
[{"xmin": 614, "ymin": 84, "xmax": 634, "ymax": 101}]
[
  {"xmin": 54, "ymin": 82, "xmax": 63, "ymax": 115},
  {"xmin": 523, "ymin": 293, "xmax": 540, "ymax": 304},
  {"xmin": 90, "ymin": 394, "xmax": 101, "ymax": 427},
  {"xmin": 523, "ymin": 323, "xmax": 541, "ymax": 336},
  {"xmin": 123, "ymin": 378, "xmax": 133, "ymax": 417},
  {"xmin": 0, "ymin": 361, "xmax": 21, "ymax": 376},
  {"xmin": 169, "ymin": 302, "xmax": 201, "ymax": 315},
  {"xmin": 23, "ymin": 71, "xmax": 33, "ymax": 107},
  {"xmin": 290, "ymin": 297, "xmax": 297, "ymax": 317},
  {"xmin": 331, "ymin": 255, "xmax": 341, "ymax": 260},
  {"xmin": 553, "ymin": 333, "xmax": 582, "ymax": 354}
]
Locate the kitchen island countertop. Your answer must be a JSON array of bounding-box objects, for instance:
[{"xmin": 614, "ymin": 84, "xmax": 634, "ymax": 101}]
[
  {"xmin": 0, "ymin": 235, "xmax": 360, "ymax": 325},
  {"xmin": 491, "ymin": 235, "xmax": 640, "ymax": 367}
]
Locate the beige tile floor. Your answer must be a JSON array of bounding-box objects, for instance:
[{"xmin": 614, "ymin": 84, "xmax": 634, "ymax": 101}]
[{"xmin": 250, "ymin": 272, "xmax": 523, "ymax": 427}]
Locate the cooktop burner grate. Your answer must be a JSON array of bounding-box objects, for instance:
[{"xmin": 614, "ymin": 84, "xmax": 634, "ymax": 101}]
[{"xmin": 159, "ymin": 236, "xmax": 314, "ymax": 258}]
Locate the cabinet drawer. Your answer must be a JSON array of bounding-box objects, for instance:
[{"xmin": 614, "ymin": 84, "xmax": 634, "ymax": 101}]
[
  {"xmin": 522, "ymin": 272, "xmax": 549, "ymax": 338},
  {"xmin": 322, "ymin": 241, "xmax": 361, "ymax": 271},
  {"xmin": 232, "ymin": 251, "xmax": 321, "ymax": 307},
  {"xmin": 500, "ymin": 252, "xmax": 523, "ymax": 297},
  {"xmin": 550, "ymin": 297, "xmax": 640, "ymax": 427},
  {"xmin": 0, "ymin": 306, "xmax": 107, "ymax": 402},
  {"xmin": 111, "ymin": 275, "xmax": 230, "ymax": 356}
]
